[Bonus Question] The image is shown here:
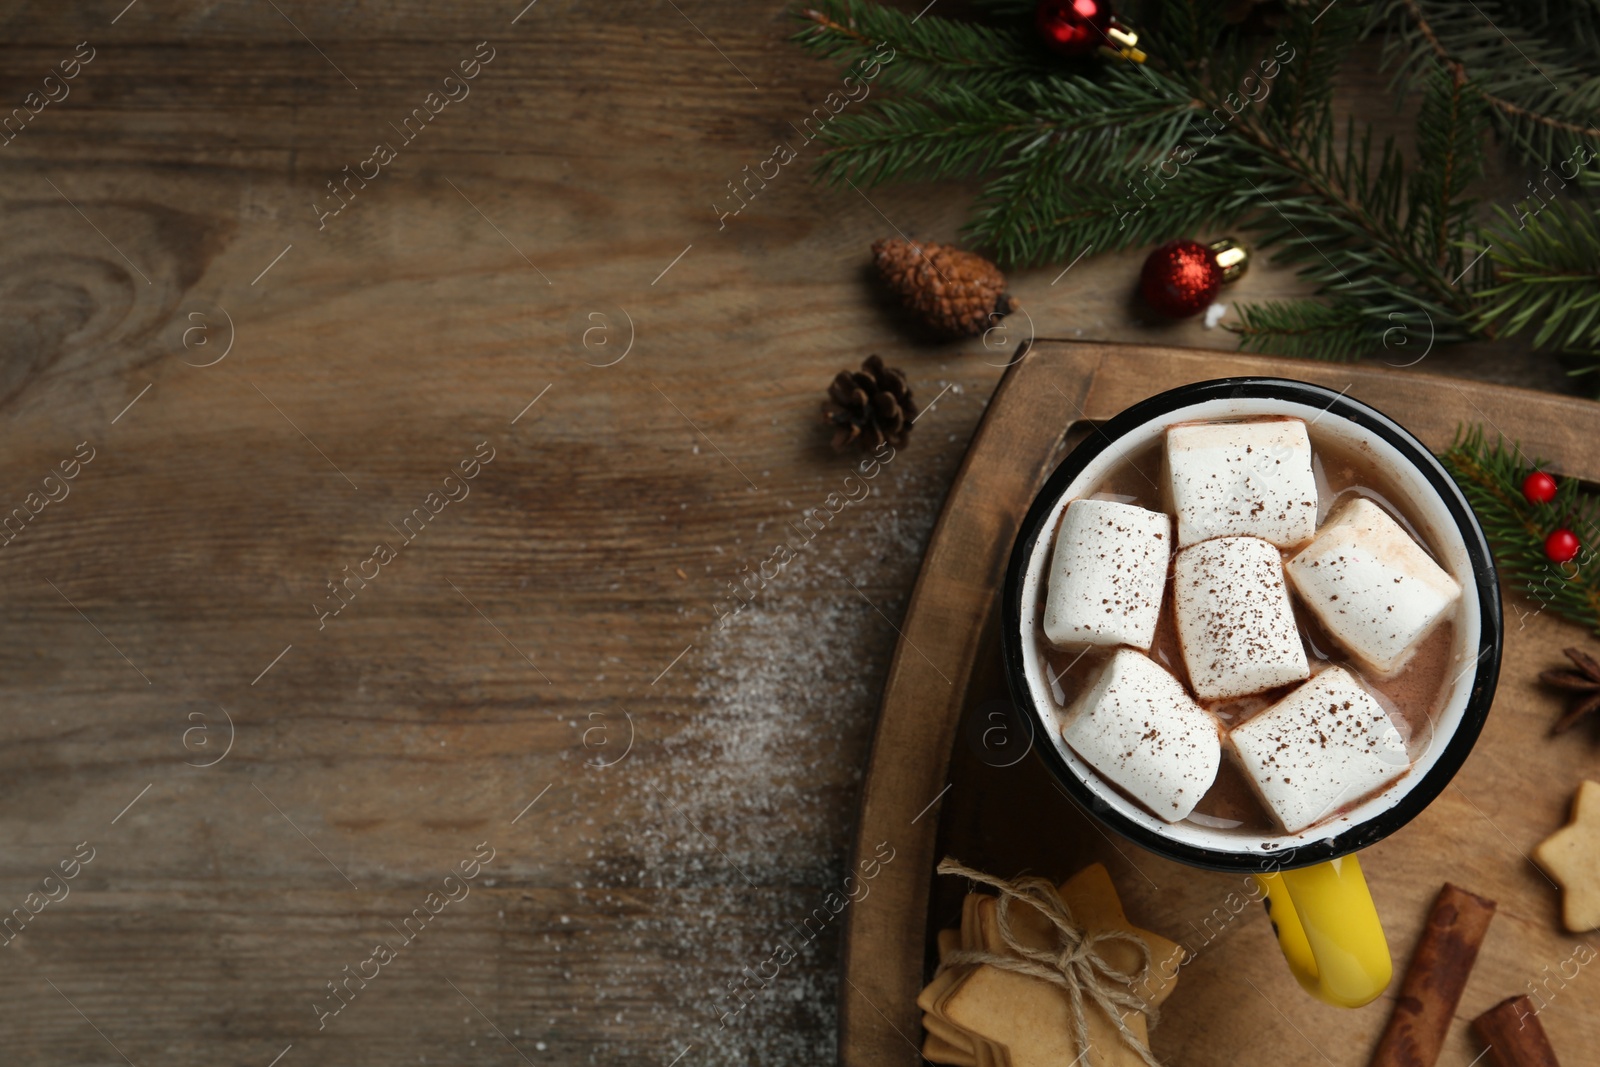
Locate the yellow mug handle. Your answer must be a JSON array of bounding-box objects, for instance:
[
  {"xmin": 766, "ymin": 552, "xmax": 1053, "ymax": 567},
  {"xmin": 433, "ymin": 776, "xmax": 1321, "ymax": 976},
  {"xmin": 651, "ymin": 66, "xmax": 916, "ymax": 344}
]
[{"xmin": 1253, "ymin": 855, "xmax": 1392, "ymax": 1008}]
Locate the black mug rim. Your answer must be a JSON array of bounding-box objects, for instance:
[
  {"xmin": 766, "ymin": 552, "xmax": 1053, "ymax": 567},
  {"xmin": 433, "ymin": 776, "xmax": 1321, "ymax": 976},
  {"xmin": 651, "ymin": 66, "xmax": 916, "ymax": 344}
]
[{"xmin": 1000, "ymin": 377, "xmax": 1503, "ymax": 873}]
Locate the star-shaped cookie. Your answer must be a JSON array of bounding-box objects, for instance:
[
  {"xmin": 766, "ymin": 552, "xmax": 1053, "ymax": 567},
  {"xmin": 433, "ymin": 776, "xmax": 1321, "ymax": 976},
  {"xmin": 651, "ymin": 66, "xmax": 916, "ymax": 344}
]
[{"xmin": 1534, "ymin": 779, "xmax": 1600, "ymax": 932}]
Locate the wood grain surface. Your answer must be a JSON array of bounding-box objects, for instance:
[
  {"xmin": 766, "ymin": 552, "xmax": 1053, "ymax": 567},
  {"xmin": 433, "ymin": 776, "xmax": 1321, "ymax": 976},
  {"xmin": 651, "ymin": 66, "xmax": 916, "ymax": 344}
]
[
  {"xmin": 841, "ymin": 342, "xmax": 1600, "ymax": 1067},
  {"xmin": 0, "ymin": 3, "xmax": 1585, "ymax": 1065}
]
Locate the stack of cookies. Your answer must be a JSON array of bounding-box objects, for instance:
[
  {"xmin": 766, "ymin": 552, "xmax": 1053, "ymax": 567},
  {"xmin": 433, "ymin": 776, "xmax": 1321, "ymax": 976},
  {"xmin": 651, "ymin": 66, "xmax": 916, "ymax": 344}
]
[{"xmin": 918, "ymin": 864, "xmax": 1184, "ymax": 1067}]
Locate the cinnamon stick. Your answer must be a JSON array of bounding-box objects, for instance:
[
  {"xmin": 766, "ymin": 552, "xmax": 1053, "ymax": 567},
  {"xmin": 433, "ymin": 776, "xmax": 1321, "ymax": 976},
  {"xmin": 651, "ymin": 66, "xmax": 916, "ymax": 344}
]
[
  {"xmin": 1369, "ymin": 883, "xmax": 1498, "ymax": 1067},
  {"xmin": 1471, "ymin": 996, "xmax": 1563, "ymax": 1067}
]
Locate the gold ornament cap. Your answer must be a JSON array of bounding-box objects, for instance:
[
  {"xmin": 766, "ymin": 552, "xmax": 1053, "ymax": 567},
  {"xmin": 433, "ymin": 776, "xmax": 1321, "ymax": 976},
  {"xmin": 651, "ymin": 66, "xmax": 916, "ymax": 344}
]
[
  {"xmin": 1102, "ymin": 25, "xmax": 1147, "ymax": 64},
  {"xmin": 1208, "ymin": 238, "xmax": 1248, "ymax": 283}
]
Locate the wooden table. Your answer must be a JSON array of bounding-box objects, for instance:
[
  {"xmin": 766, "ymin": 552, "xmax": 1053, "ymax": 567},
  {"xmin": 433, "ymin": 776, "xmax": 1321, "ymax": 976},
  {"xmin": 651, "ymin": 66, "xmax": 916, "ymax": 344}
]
[{"xmin": 0, "ymin": 3, "xmax": 1576, "ymax": 1064}]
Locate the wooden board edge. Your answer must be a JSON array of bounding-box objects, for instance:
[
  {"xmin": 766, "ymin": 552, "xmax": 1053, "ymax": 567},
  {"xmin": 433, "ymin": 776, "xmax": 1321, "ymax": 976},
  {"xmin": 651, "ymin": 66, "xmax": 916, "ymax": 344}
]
[
  {"xmin": 836, "ymin": 340, "xmax": 1107, "ymax": 1066},
  {"xmin": 1031, "ymin": 338, "xmax": 1600, "ymax": 481}
]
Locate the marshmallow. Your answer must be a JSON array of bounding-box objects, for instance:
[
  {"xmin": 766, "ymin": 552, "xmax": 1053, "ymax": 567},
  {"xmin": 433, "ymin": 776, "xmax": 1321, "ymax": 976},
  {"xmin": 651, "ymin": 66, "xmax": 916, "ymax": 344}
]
[
  {"xmin": 1167, "ymin": 419, "xmax": 1318, "ymax": 548},
  {"xmin": 1173, "ymin": 536, "xmax": 1310, "ymax": 701},
  {"xmin": 1042, "ymin": 499, "xmax": 1171, "ymax": 650},
  {"xmin": 1060, "ymin": 649, "xmax": 1222, "ymax": 822},
  {"xmin": 1229, "ymin": 666, "xmax": 1411, "ymax": 833},
  {"xmin": 1286, "ymin": 497, "xmax": 1462, "ymax": 674}
]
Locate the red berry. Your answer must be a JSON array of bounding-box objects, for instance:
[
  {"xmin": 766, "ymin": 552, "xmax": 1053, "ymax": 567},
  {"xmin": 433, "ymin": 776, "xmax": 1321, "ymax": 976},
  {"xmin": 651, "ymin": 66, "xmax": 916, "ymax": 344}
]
[
  {"xmin": 1523, "ymin": 470, "xmax": 1558, "ymax": 505},
  {"xmin": 1545, "ymin": 528, "xmax": 1580, "ymax": 564}
]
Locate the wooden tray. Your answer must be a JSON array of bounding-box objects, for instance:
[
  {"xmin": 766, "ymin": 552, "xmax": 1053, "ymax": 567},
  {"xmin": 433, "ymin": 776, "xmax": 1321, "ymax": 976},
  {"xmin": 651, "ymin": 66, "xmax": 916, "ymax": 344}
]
[{"xmin": 838, "ymin": 341, "xmax": 1600, "ymax": 1067}]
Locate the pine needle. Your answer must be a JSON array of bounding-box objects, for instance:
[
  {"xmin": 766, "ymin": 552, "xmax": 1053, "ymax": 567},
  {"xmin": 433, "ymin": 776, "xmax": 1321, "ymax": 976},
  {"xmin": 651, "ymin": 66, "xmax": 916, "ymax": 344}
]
[{"xmin": 1476, "ymin": 200, "xmax": 1600, "ymax": 352}]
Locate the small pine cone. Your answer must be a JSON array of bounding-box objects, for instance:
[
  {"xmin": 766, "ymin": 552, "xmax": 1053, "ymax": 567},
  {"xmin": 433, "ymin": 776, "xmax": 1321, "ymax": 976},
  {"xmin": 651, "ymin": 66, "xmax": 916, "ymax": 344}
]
[
  {"xmin": 872, "ymin": 237, "xmax": 1017, "ymax": 339},
  {"xmin": 821, "ymin": 354, "xmax": 917, "ymax": 452}
]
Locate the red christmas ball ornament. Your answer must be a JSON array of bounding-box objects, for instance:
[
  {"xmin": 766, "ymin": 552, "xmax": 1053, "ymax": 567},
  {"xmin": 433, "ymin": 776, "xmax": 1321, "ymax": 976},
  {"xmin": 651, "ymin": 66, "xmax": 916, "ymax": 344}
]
[
  {"xmin": 1036, "ymin": 0, "xmax": 1114, "ymax": 56},
  {"xmin": 1546, "ymin": 527, "xmax": 1580, "ymax": 564},
  {"xmin": 1523, "ymin": 470, "xmax": 1558, "ymax": 505},
  {"xmin": 1140, "ymin": 238, "xmax": 1249, "ymax": 319},
  {"xmin": 1035, "ymin": 0, "xmax": 1145, "ymax": 61}
]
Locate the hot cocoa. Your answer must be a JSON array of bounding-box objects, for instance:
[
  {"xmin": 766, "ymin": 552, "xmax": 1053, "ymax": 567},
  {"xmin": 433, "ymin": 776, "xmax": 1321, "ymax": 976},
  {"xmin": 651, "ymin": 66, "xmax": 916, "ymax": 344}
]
[{"xmin": 1034, "ymin": 416, "xmax": 1462, "ymax": 836}]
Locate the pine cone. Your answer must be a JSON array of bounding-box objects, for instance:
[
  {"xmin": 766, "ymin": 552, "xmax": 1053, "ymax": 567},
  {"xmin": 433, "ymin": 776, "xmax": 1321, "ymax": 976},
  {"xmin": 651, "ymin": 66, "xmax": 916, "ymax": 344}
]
[
  {"xmin": 872, "ymin": 237, "xmax": 1017, "ymax": 339},
  {"xmin": 822, "ymin": 355, "xmax": 918, "ymax": 451}
]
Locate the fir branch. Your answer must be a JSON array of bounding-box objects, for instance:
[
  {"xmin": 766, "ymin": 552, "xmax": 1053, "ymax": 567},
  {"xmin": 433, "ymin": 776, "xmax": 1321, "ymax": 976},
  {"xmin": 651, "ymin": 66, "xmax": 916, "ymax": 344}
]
[
  {"xmin": 792, "ymin": 1, "xmax": 1049, "ymax": 93},
  {"xmin": 1439, "ymin": 425, "xmax": 1600, "ymax": 637},
  {"xmin": 1409, "ymin": 67, "xmax": 1489, "ymax": 269},
  {"xmin": 808, "ymin": 67, "xmax": 1197, "ymax": 188},
  {"xmin": 1475, "ymin": 199, "xmax": 1600, "ymax": 351},
  {"xmin": 808, "ymin": 89, "xmax": 1040, "ymax": 185},
  {"xmin": 1213, "ymin": 109, "xmax": 1478, "ymax": 333},
  {"xmin": 787, "ymin": 0, "xmax": 1600, "ymax": 368},
  {"xmin": 1228, "ymin": 299, "xmax": 1394, "ymax": 361},
  {"xmin": 1382, "ymin": 0, "xmax": 1600, "ymax": 167},
  {"xmin": 1144, "ymin": 0, "xmax": 1229, "ymax": 73},
  {"xmin": 1164, "ymin": 7, "xmax": 1485, "ymax": 337},
  {"xmin": 967, "ymin": 155, "xmax": 1288, "ymax": 264},
  {"xmin": 1259, "ymin": 0, "xmax": 1356, "ymax": 143}
]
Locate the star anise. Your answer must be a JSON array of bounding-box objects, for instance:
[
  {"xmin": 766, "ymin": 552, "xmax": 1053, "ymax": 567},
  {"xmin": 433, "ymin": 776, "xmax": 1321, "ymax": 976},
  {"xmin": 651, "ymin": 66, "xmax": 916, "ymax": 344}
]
[{"xmin": 1541, "ymin": 647, "xmax": 1600, "ymax": 735}]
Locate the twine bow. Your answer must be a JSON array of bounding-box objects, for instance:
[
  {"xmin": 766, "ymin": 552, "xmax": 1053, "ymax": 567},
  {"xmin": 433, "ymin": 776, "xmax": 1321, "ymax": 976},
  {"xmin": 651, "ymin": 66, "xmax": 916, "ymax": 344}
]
[{"xmin": 936, "ymin": 857, "xmax": 1167, "ymax": 1067}]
